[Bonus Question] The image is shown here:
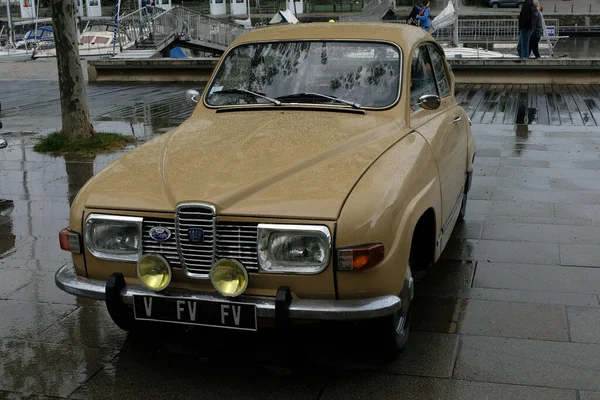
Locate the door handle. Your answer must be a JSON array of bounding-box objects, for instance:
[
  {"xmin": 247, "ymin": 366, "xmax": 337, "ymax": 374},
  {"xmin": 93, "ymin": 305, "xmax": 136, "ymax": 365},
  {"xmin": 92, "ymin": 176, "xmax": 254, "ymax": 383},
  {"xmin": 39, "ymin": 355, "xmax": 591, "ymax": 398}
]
[{"xmin": 452, "ymin": 116, "xmax": 462, "ymax": 123}]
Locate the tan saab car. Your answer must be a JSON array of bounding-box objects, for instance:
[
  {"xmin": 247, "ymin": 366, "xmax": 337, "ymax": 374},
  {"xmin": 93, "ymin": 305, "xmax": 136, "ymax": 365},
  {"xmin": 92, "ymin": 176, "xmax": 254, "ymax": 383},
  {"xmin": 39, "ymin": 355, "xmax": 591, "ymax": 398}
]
[{"xmin": 56, "ymin": 23, "xmax": 475, "ymax": 359}]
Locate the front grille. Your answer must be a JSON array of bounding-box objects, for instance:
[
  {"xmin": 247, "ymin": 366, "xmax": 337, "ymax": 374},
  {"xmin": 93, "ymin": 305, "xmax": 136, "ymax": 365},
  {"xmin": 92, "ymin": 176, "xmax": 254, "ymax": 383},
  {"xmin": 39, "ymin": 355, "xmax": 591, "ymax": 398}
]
[
  {"xmin": 141, "ymin": 218, "xmax": 180, "ymax": 267},
  {"xmin": 216, "ymin": 223, "xmax": 259, "ymax": 270},
  {"xmin": 177, "ymin": 205, "xmax": 216, "ymax": 276},
  {"xmin": 141, "ymin": 208, "xmax": 259, "ymax": 277}
]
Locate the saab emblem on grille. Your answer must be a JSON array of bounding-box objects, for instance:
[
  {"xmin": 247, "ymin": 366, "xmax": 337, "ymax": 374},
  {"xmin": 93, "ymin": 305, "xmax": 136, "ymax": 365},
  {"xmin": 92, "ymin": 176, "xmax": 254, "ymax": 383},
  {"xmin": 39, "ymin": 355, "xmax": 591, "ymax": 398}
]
[
  {"xmin": 188, "ymin": 228, "xmax": 205, "ymax": 244},
  {"xmin": 149, "ymin": 226, "xmax": 172, "ymax": 242}
]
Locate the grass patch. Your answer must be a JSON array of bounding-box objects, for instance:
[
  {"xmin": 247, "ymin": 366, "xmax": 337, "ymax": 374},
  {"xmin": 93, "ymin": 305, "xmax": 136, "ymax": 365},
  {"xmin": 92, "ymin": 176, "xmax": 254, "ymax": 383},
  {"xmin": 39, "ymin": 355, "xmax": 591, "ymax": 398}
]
[{"xmin": 34, "ymin": 131, "xmax": 136, "ymax": 156}]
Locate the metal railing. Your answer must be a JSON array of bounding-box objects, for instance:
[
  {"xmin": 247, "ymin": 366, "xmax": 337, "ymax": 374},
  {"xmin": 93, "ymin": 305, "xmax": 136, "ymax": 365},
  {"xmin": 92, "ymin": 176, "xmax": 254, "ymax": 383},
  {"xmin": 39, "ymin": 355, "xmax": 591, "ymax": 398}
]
[
  {"xmin": 430, "ymin": 18, "xmax": 560, "ymax": 42},
  {"xmin": 118, "ymin": 6, "xmax": 247, "ymax": 54},
  {"xmin": 169, "ymin": 6, "xmax": 247, "ymax": 49},
  {"xmin": 117, "ymin": 7, "xmax": 163, "ymax": 51},
  {"xmin": 339, "ymin": 0, "xmax": 394, "ymax": 21}
]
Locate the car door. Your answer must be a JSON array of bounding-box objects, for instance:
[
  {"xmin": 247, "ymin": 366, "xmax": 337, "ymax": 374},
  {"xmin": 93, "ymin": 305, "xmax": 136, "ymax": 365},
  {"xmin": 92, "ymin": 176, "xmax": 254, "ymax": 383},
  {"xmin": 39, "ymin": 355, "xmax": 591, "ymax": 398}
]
[{"xmin": 410, "ymin": 43, "xmax": 468, "ymax": 247}]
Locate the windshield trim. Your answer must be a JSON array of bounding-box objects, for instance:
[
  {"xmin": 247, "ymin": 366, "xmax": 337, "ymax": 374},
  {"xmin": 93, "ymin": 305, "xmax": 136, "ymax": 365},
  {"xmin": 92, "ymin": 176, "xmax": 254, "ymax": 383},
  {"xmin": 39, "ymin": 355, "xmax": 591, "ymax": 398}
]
[{"xmin": 202, "ymin": 39, "xmax": 404, "ymax": 111}]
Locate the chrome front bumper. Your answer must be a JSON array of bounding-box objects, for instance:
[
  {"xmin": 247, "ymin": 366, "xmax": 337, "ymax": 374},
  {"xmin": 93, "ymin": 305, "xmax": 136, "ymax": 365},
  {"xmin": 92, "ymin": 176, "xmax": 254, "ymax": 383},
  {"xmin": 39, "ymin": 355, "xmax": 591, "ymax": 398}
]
[{"xmin": 55, "ymin": 264, "xmax": 401, "ymax": 321}]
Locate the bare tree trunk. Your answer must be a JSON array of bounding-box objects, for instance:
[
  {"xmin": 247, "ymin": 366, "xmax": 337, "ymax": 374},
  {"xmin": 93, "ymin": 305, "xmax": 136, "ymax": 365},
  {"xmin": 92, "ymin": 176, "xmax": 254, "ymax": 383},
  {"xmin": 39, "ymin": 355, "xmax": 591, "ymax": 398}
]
[{"xmin": 50, "ymin": 0, "xmax": 93, "ymax": 140}]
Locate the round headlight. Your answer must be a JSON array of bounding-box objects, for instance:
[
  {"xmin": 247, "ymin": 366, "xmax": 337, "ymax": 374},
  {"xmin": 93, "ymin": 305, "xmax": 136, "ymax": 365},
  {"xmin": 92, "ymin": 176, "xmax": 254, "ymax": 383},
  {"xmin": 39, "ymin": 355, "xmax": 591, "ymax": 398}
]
[
  {"xmin": 210, "ymin": 259, "xmax": 248, "ymax": 297},
  {"xmin": 137, "ymin": 254, "xmax": 172, "ymax": 291}
]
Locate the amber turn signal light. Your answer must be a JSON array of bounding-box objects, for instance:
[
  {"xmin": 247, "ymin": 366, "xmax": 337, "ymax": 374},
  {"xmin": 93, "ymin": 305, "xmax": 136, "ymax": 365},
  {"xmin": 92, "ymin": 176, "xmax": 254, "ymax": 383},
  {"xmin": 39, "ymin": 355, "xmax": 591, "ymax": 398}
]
[
  {"xmin": 337, "ymin": 243, "xmax": 384, "ymax": 271},
  {"xmin": 59, "ymin": 228, "xmax": 82, "ymax": 253}
]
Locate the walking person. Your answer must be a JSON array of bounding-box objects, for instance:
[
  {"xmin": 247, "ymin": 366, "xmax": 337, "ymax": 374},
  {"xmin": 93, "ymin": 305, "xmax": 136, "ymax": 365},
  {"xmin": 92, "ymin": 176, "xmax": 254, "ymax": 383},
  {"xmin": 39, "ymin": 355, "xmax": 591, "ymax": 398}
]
[
  {"xmin": 416, "ymin": 1, "xmax": 432, "ymax": 32},
  {"xmin": 529, "ymin": 2, "xmax": 543, "ymax": 58},
  {"xmin": 517, "ymin": 0, "xmax": 535, "ymax": 58}
]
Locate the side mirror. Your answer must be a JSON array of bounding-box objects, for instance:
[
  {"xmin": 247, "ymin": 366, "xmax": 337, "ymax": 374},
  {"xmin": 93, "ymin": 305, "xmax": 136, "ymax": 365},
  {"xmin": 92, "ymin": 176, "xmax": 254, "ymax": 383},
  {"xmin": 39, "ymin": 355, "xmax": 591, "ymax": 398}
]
[
  {"xmin": 0, "ymin": 138, "xmax": 7, "ymax": 149},
  {"xmin": 418, "ymin": 94, "xmax": 441, "ymax": 110},
  {"xmin": 185, "ymin": 89, "xmax": 200, "ymax": 105}
]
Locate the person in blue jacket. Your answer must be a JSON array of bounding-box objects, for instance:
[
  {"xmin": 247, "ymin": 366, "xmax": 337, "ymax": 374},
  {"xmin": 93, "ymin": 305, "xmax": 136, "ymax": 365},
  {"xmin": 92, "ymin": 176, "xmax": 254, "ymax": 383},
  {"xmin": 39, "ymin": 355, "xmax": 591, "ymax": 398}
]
[{"xmin": 416, "ymin": 0, "xmax": 432, "ymax": 32}]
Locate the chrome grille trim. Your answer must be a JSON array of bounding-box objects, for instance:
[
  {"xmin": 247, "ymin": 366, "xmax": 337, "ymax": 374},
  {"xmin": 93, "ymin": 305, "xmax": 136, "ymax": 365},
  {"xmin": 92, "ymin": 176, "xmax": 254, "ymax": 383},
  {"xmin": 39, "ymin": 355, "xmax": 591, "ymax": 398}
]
[
  {"xmin": 141, "ymin": 218, "xmax": 180, "ymax": 267},
  {"xmin": 216, "ymin": 223, "xmax": 259, "ymax": 270},
  {"xmin": 176, "ymin": 203, "xmax": 216, "ymax": 277},
  {"xmin": 143, "ymin": 208, "xmax": 259, "ymax": 278}
]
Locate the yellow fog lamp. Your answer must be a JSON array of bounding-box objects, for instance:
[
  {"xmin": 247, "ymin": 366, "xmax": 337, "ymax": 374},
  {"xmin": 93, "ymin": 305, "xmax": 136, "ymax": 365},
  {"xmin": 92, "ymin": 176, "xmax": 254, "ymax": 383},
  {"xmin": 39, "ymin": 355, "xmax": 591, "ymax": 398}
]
[
  {"xmin": 210, "ymin": 259, "xmax": 248, "ymax": 297},
  {"xmin": 137, "ymin": 254, "xmax": 172, "ymax": 291}
]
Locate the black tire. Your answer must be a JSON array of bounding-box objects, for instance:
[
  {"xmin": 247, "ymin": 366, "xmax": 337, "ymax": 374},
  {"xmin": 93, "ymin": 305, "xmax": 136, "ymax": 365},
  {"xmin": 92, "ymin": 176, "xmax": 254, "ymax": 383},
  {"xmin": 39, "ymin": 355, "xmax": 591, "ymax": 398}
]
[
  {"xmin": 492, "ymin": 2, "xmax": 499, "ymax": 8},
  {"xmin": 371, "ymin": 306, "xmax": 411, "ymax": 361},
  {"xmin": 367, "ymin": 269, "xmax": 413, "ymax": 362},
  {"xmin": 458, "ymin": 192, "xmax": 468, "ymax": 220},
  {"xmin": 518, "ymin": 2, "xmax": 522, "ymax": 8}
]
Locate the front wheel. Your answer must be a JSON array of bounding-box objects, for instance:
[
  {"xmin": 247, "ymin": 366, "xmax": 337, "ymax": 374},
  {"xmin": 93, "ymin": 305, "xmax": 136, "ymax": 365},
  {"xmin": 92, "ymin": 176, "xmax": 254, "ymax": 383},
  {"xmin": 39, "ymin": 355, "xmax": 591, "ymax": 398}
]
[
  {"xmin": 366, "ymin": 269, "xmax": 414, "ymax": 362},
  {"xmin": 458, "ymin": 192, "xmax": 468, "ymax": 220},
  {"xmin": 492, "ymin": 2, "xmax": 499, "ymax": 8}
]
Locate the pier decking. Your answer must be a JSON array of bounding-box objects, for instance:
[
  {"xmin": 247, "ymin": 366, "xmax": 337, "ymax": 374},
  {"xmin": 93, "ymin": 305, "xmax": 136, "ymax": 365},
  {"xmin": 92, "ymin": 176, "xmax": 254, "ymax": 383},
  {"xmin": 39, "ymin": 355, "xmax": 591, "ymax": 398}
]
[
  {"xmin": 456, "ymin": 83, "xmax": 600, "ymax": 126},
  {"xmin": 2, "ymin": 81, "xmax": 600, "ymax": 128}
]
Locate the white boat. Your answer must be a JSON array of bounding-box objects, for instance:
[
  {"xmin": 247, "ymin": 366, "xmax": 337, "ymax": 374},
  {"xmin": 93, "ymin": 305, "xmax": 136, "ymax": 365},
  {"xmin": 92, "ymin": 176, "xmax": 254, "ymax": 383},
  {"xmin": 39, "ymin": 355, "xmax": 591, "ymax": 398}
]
[
  {"xmin": 0, "ymin": 47, "xmax": 37, "ymax": 62},
  {"xmin": 45, "ymin": 22, "xmax": 133, "ymax": 58},
  {"xmin": 442, "ymin": 43, "xmax": 518, "ymax": 59},
  {"xmin": 14, "ymin": 26, "xmax": 55, "ymax": 50}
]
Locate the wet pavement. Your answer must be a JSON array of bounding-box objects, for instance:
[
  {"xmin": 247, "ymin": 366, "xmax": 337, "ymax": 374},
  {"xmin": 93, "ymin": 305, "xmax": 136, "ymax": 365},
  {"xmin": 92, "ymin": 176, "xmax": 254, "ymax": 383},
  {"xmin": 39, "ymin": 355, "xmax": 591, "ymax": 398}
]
[{"xmin": 2, "ymin": 81, "xmax": 600, "ymax": 399}]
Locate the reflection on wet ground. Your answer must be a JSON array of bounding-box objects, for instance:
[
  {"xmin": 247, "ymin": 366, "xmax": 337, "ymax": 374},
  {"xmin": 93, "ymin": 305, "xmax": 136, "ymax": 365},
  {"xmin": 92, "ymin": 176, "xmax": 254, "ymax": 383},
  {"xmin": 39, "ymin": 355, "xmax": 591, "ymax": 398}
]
[
  {"xmin": 1, "ymin": 82, "xmax": 600, "ymax": 398},
  {"xmin": 456, "ymin": 83, "xmax": 600, "ymax": 126}
]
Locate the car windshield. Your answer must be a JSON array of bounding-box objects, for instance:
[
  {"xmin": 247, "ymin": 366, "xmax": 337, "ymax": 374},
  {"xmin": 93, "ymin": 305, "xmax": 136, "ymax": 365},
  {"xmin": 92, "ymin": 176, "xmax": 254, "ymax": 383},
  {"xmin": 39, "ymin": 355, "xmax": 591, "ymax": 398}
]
[{"xmin": 205, "ymin": 41, "xmax": 401, "ymax": 108}]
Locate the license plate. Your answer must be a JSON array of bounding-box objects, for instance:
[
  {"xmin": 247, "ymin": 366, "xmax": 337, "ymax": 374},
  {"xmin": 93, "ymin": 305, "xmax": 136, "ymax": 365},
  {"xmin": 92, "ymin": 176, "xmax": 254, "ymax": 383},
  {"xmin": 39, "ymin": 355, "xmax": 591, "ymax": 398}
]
[{"xmin": 133, "ymin": 295, "xmax": 257, "ymax": 331}]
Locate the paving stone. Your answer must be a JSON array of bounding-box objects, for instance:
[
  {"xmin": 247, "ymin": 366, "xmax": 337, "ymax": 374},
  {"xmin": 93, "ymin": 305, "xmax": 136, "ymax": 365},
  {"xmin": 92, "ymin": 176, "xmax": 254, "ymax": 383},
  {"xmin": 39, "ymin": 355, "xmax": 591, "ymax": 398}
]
[
  {"xmin": 442, "ymin": 239, "xmax": 560, "ymax": 265},
  {"xmin": 0, "ymin": 300, "xmax": 76, "ymax": 340},
  {"xmin": 482, "ymin": 222, "xmax": 600, "ymax": 245},
  {"xmin": 491, "ymin": 188, "xmax": 600, "ymax": 205},
  {"xmin": 0, "ymin": 339, "xmax": 117, "ymax": 398},
  {"xmin": 473, "ymin": 263, "xmax": 600, "ymax": 295},
  {"xmin": 567, "ymin": 307, "xmax": 600, "ymax": 344},
  {"xmin": 0, "ymin": 269, "xmax": 34, "ymax": 298},
  {"xmin": 0, "ymin": 390, "xmax": 61, "ymax": 399},
  {"xmin": 454, "ymin": 335, "xmax": 600, "ymax": 391},
  {"xmin": 468, "ymin": 200, "xmax": 554, "ymax": 217},
  {"xmin": 554, "ymin": 204, "xmax": 600, "ymax": 221},
  {"xmin": 410, "ymin": 296, "xmax": 463, "ymax": 334},
  {"xmin": 69, "ymin": 342, "xmax": 325, "ymax": 400},
  {"xmin": 581, "ymin": 392, "xmax": 600, "ymax": 400},
  {"xmin": 7, "ymin": 270, "xmax": 94, "ymax": 306},
  {"xmin": 450, "ymin": 221, "xmax": 483, "ymax": 240},
  {"xmin": 468, "ymin": 186, "xmax": 491, "ymax": 200},
  {"xmin": 384, "ymin": 332, "xmax": 459, "ymax": 378},
  {"xmin": 499, "ymin": 150, "xmax": 600, "ymax": 161},
  {"xmin": 457, "ymin": 300, "xmax": 568, "ymax": 341},
  {"xmin": 482, "ymin": 215, "xmax": 593, "ymax": 227},
  {"xmin": 39, "ymin": 306, "xmax": 127, "ymax": 349},
  {"xmin": 560, "ymin": 244, "xmax": 600, "ymax": 267},
  {"xmin": 415, "ymin": 260, "xmax": 476, "ymax": 298},
  {"xmin": 467, "ymin": 288, "xmax": 599, "ymax": 307},
  {"xmin": 495, "ymin": 166, "xmax": 600, "ymax": 180},
  {"xmin": 474, "ymin": 176, "xmax": 552, "ymax": 190},
  {"xmin": 321, "ymin": 373, "xmax": 576, "ymax": 400}
]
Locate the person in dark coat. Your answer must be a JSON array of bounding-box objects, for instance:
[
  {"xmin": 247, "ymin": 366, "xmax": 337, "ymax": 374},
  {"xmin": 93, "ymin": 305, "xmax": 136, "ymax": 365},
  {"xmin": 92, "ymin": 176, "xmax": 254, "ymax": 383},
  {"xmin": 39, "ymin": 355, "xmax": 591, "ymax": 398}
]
[
  {"xmin": 517, "ymin": 0, "xmax": 535, "ymax": 58},
  {"xmin": 529, "ymin": 2, "xmax": 544, "ymax": 58}
]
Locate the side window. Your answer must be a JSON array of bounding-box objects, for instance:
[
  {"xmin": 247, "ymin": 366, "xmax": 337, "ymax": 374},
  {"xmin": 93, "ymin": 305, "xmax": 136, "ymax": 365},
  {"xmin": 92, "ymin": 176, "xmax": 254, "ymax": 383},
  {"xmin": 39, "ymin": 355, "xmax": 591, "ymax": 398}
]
[
  {"xmin": 410, "ymin": 45, "xmax": 438, "ymax": 110},
  {"xmin": 427, "ymin": 45, "xmax": 451, "ymax": 97}
]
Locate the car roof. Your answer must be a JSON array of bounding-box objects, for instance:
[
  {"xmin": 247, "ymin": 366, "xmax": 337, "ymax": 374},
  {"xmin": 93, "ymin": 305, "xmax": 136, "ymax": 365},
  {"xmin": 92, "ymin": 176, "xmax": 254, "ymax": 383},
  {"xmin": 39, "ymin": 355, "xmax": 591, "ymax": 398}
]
[{"xmin": 232, "ymin": 23, "xmax": 431, "ymax": 49}]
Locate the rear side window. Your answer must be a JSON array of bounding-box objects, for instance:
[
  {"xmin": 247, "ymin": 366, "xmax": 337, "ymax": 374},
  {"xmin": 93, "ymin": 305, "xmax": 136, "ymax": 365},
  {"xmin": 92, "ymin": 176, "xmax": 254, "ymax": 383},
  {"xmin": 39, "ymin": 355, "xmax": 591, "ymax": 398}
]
[
  {"xmin": 427, "ymin": 45, "xmax": 451, "ymax": 97},
  {"xmin": 410, "ymin": 45, "xmax": 438, "ymax": 110}
]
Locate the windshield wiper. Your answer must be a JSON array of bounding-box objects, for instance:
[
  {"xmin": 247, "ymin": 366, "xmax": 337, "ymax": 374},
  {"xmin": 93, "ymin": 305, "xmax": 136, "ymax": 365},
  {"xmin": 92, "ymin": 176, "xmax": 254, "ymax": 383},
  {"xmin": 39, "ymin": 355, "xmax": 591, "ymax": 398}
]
[
  {"xmin": 216, "ymin": 89, "xmax": 281, "ymax": 105},
  {"xmin": 276, "ymin": 92, "xmax": 362, "ymax": 109}
]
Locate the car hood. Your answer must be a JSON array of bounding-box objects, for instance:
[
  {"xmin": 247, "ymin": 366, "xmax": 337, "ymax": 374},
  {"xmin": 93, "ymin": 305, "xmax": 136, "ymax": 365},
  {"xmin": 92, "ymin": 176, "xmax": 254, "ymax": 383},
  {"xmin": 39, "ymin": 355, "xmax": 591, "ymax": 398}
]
[{"xmin": 82, "ymin": 110, "xmax": 406, "ymax": 219}]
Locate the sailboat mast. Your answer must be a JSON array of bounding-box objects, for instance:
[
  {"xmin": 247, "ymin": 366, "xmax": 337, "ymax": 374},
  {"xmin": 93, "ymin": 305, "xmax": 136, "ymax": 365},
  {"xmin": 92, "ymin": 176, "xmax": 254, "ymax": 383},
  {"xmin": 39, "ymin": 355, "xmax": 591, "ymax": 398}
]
[
  {"xmin": 5, "ymin": 0, "xmax": 14, "ymax": 47},
  {"xmin": 452, "ymin": 0, "xmax": 459, "ymax": 47}
]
